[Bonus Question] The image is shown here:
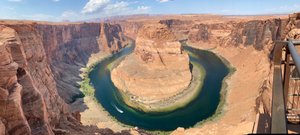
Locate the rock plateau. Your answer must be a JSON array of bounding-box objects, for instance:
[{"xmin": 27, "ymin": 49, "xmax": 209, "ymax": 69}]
[{"xmin": 111, "ymin": 24, "xmax": 193, "ymax": 112}]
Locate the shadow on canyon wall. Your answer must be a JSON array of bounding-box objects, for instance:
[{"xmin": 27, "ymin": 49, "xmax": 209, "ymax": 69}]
[{"xmin": 36, "ymin": 23, "xmax": 127, "ymax": 103}]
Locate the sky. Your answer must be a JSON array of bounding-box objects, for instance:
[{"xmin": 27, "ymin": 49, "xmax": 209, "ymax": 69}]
[{"xmin": 0, "ymin": 0, "xmax": 299, "ymax": 21}]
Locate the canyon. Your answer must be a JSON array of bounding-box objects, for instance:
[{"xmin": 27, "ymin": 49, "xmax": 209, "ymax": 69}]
[
  {"xmin": 0, "ymin": 21, "xmax": 139, "ymax": 135},
  {"xmin": 0, "ymin": 12, "xmax": 300, "ymax": 135}
]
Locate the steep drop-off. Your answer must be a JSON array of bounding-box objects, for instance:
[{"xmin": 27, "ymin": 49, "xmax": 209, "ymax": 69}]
[
  {"xmin": 0, "ymin": 22, "xmax": 129, "ymax": 135},
  {"xmin": 35, "ymin": 23, "xmax": 127, "ymax": 103}
]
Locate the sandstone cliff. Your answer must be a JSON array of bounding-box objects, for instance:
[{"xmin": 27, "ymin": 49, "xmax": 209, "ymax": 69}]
[
  {"xmin": 112, "ymin": 20, "xmax": 144, "ymax": 40},
  {"xmin": 119, "ymin": 15, "xmax": 289, "ymax": 51},
  {"xmin": 0, "ymin": 24, "xmax": 72, "ymax": 135},
  {"xmin": 163, "ymin": 19, "xmax": 288, "ymax": 52},
  {"xmin": 35, "ymin": 23, "xmax": 127, "ymax": 103},
  {"xmin": 0, "ymin": 22, "xmax": 129, "ymax": 135}
]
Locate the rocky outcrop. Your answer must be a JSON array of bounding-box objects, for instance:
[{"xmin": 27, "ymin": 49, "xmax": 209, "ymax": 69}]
[
  {"xmin": 111, "ymin": 24, "xmax": 192, "ymax": 112},
  {"xmin": 114, "ymin": 20, "xmax": 144, "ymax": 39},
  {"xmin": 188, "ymin": 24, "xmax": 210, "ymax": 42},
  {"xmin": 0, "ymin": 24, "xmax": 62, "ymax": 135},
  {"xmin": 0, "ymin": 22, "xmax": 129, "ymax": 135},
  {"xmin": 285, "ymin": 13, "xmax": 300, "ymax": 39}
]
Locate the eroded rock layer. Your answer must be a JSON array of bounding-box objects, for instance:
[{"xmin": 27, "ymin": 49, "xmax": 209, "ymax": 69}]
[
  {"xmin": 0, "ymin": 24, "xmax": 67, "ymax": 135},
  {"xmin": 111, "ymin": 24, "xmax": 192, "ymax": 110},
  {"xmin": 35, "ymin": 23, "xmax": 127, "ymax": 103},
  {"xmin": 117, "ymin": 15, "xmax": 289, "ymax": 51},
  {"xmin": 0, "ymin": 22, "xmax": 129, "ymax": 135}
]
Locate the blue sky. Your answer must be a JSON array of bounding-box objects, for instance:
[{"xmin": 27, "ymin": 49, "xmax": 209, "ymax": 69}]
[{"xmin": 0, "ymin": 0, "xmax": 299, "ymax": 21}]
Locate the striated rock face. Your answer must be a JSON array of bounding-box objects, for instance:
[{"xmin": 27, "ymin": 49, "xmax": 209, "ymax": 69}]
[
  {"xmin": 0, "ymin": 24, "xmax": 61, "ymax": 135},
  {"xmin": 160, "ymin": 19, "xmax": 286, "ymax": 51},
  {"xmin": 0, "ymin": 119, "xmax": 5, "ymax": 135},
  {"xmin": 111, "ymin": 24, "xmax": 192, "ymax": 109},
  {"xmin": 0, "ymin": 22, "xmax": 128, "ymax": 135},
  {"xmin": 35, "ymin": 23, "xmax": 127, "ymax": 103},
  {"xmin": 220, "ymin": 19, "xmax": 285, "ymax": 50},
  {"xmin": 120, "ymin": 16, "xmax": 289, "ymax": 52}
]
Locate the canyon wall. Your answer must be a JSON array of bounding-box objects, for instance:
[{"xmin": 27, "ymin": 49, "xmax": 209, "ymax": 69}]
[
  {"xmin": 120, "ymin": 17, "xmax": 289, "ymax": 51},
  {"xmin": 35, "ymin": 23, "xmax": 127, "ymax": 103},
  {"xmin": 113, "ymin": 20, "xmax": 144, "ymax": 39},
  {"xmin": 0, "ymin": 22, "xmax": 128, "ymax": 135}
]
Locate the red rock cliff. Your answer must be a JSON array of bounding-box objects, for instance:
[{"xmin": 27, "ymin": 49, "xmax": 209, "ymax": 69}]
[
  {"xmin": 35, "ymin": 23, "xmax": 127, "ymax": 103},
  {"xmin": 0, "ymin": 22, "xmax": 128, "ymax": 135},
  {"xmin": 119, "ymin": 16, "xmax": 290, "ymax": 51},
  {"xmin": 0, "ymin": 24, "xmax": 69, "ymax": 135}
]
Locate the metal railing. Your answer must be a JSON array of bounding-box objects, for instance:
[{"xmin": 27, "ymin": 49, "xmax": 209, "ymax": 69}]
[{"xmin": 272, "ymin": 39, "xmax": 300, "ymax": 133}]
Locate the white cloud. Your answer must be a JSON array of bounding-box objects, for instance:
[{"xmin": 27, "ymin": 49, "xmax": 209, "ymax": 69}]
[
  {"xmin": 2, "ymin": 0, "xmax": 151, "ymax": 21},
  {"xmin": 104, "ymin": 1, "xmax": 129, "ymax": 10},
  {"xmin": 157, "ymin": 0, "xmax": 173, "ymax": 3},
  {"xmin": 136, "ymin": 6, "xmax": 151, "ymax": 13},
  {"xmin": 82, "ymin": 0, "xmax": 110, "ymax": 14},
  {"xmin": 80, "ymin": 0, "xmax": 151, "ymax": 18},
  {"xmin": 103, "ymin": 1, "xmax": 130, "ymax": 15},
  {"xmin": 102, "ymin": 2, "xmax": 151, "ymax": 16},
  {"xmin": 7, "ymin": 0, "xmax": 22, "ymax": 2}
]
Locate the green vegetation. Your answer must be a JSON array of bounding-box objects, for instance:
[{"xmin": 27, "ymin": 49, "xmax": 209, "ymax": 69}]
[
  {"xmin": 147, "ymin": 130, "xmax": 172, "ymax": 135},
  {"xmin": 79, "ymin": 42, "xmax": 133, "ymax": 98},
  {"xmin": 78, "ymin": 43, "xmax": 135, "ymax": 130},
  {"xmin": 80, "ymin": 77, "xmax": 94, "ymax": 96},
  {"xmin": 78, "ymin": 59, "xmax": 99, "ymax": 99}
]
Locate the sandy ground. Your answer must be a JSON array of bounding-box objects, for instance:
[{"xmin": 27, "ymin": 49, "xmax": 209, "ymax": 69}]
[
  {"xmin": 80, "ymin": 96, "xmax": 129, "ymax": 132},
  {"xmin": 171, "ymin": 44, "xmax": 271, "ymax": 135}
]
